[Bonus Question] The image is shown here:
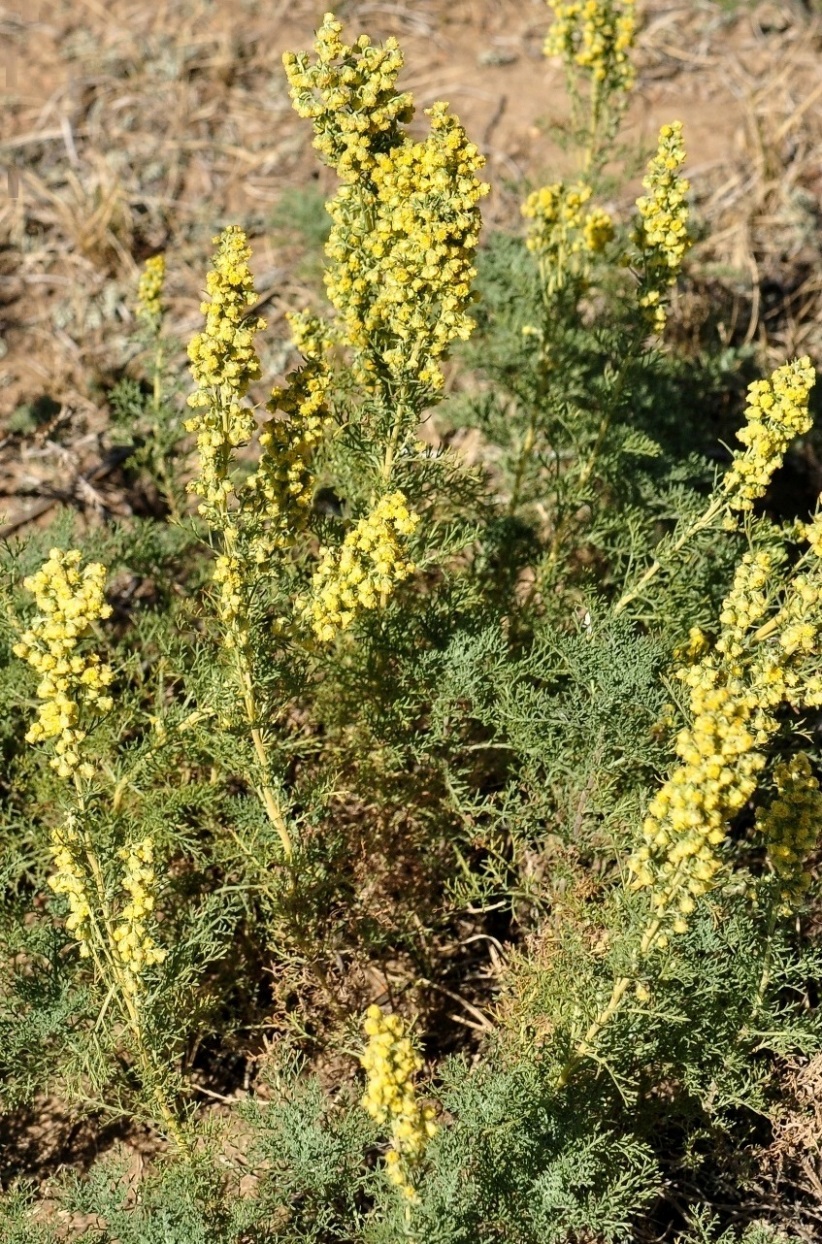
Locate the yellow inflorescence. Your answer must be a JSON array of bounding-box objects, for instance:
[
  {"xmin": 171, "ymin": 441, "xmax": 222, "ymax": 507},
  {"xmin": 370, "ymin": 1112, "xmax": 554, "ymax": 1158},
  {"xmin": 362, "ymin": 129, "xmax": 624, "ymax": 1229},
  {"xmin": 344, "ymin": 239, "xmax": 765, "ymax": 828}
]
[
  {"xmin": 246, "ymin": 322, "xmax": 334, "ymax": 551},
  {"xmin": 48, "ymin": 820, "xmax": 93, "ymax": 956},
  {"xmin": 583, "ymin": 206, "xmax": 615, "ymax": 253},
  {"xmin": 522, "ymin": 181, "xmax": 614, "ymax": 290},
  {"xmin": 325, "ymin": 103, "xmax": 487, "ymax": 390},
  {"xmin": 302, "ymin": 492, "xmax": 419, "ymax": 642},
  {"xmin": 630, "ymin": 538, "xmax": 822, "ymax": 944},
  {"xmin": 756, "ymin": 753, "xmax": 822, "ymax": 912},
  {"xmin": 14, "ymin": 549, "xmax": 114, "ymax": 780},
  {"xmin": 283, "ymin": 12, "xmax": 413, "ymax": 184},
  {"xmin": 112, "ymin": 838, "xmax": 166, "ymax": 996},
  {"xmin": 186, "ymin": 225, "xmax": 266, "ymax": 519},
  {"xmin": 285, "ymin": 17, "xmax": 488, "ymax": 391},
  {"xmin": 802, "ymin": 512, "xmax": 822, "ymax": 558},
  {"xmin": 544, "ymin": 0, "xmax": 636, "ymax": 89},
  {"xmin": 634, "ymin": 122, "xmax": 691, "ymax": 333},
  {"xmin": 723, "ymin": 357, "xmax": 816, "ymax": 514},
  {"xmin": 361, "ymin": 1005, "xmax": 438, "ymax": 1201},
  {"xmin": 136, "ymin": 254, "xmax": 166, "ymax": 325}
]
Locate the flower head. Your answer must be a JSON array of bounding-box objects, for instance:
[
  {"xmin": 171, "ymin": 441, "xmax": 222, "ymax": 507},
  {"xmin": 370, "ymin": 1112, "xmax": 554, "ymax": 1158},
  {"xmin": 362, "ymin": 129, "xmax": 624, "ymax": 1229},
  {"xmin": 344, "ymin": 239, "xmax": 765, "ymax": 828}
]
[
  {"xmin": 286, "ymin": 18, "xmax": 487, "ymax": 391},
  {"xmin": 522, "ymin": 180, "xmax": 613, "ymax": 290},
  {"xmin": 48, "ymin": 820, "xmax": 94, "ymax": 955},
  {"xmin": 302, "ymin": 492, "xmax": 419, "ymax": 641},
  {"xmin": 283, "ymin": 12, "xmax": 413, "ymax": 182},
  {"xmin": 136, "ymin": 254, "xmax": 166, "ymax": 326},
  {"xmin": 756, "ymin": 754, "xmax": 822, "ymax": 912},
  {"xmin": 112, "ymin": 837, "xmax": 166, "ymax": 996},
  {"xmin": 361, "ymin": 1005, "xmax": 438, "ymax": 1200},
  {"xmin": 186, "ymin": 225, "xmax": 266, "ymax": 520},
  {"xmin": 545, "ymin": 0, "xmax": 636, "ymax": 90},
  {"xmin": 634, "ymin": 121, "xmax": 691, "ymax": 333},
  {"xmin": 245, "ymin": 314, "xmax": 334, "ymax": 553},
  {"xmin": 723, "ymin": 357, "xmax": 816, "ymax": 514},
  {"xmin": 14, "ymin": 549, "xmax": 114, "ymax": 780},
  {"xmin": 630, "ymin": 539, "xmax": 822, "ymax": 942}
]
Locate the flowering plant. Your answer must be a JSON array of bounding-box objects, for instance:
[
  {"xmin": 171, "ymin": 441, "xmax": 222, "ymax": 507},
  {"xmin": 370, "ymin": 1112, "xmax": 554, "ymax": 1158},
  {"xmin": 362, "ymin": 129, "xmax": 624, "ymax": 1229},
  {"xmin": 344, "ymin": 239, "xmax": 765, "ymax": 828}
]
[{"xmin": 1, "ymin": 8, "xmax": 821, "ymax": 1242}]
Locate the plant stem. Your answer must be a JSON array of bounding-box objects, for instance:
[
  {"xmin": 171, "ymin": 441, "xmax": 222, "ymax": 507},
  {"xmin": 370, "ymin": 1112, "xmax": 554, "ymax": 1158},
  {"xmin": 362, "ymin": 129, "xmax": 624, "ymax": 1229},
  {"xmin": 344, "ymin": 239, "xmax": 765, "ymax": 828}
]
[
  {"xmin": 750, "ymin": 900, "xmax": 780, "ymax": 1021},
  {"xmin": 221, "ymin": 517, "xmax": 293, "ymax": 859},
  {"xmin": 382, "ymin": 383, "xmax": 412, "ymax": 484},
  {"xmin": 555, "ymin": 866, "xmax": 689, "ymax": 1088},
  {"xmin": 584, "ymin": 79, "xmax": 601, "ymax": 174},
  {"xmin": 238, "ymin": 658, "xmax": 293, "ymax": 859},
  {"xmin": 73, "ymin": 789, "xmax": 189, "ymax": 1152},
  {"xmin": 612, "ymin": 494, "xmax": 725, "ymax": 618},
  {"xmin": 509, "ymin": 417, "xmax": 536, "ymax": 516}
]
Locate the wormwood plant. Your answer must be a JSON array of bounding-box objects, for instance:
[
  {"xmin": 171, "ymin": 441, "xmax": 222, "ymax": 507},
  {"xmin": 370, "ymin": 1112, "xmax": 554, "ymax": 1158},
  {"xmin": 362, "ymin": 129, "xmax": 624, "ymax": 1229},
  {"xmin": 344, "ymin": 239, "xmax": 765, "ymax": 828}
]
[{"xmin": 2, "ymin": 5, "xmax": 822, "ymax": 1242}]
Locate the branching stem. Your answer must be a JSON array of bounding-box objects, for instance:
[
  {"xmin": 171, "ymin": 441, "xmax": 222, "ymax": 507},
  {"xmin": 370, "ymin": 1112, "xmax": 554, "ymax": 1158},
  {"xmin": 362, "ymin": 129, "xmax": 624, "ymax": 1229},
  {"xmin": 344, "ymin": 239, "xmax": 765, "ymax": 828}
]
[{"xmin": 612, "ymin": 494, "xmax": 726, "ymax": 617}]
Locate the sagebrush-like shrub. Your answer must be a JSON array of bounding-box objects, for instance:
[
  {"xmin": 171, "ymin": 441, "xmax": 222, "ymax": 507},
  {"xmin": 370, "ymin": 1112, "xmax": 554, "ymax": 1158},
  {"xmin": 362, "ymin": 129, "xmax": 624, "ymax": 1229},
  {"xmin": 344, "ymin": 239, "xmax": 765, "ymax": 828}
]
[{"xmin": 1, "ymin": 6, "xmax": 820, "ymax": 1242}]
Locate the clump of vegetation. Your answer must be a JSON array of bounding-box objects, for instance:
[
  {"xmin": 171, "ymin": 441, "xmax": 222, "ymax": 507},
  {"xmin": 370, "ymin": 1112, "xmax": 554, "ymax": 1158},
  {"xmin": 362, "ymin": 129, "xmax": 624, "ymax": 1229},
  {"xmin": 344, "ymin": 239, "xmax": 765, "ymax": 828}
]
[{"xmin": 1, "ymin": 5, "xmax": 821, "ymax": 1241}]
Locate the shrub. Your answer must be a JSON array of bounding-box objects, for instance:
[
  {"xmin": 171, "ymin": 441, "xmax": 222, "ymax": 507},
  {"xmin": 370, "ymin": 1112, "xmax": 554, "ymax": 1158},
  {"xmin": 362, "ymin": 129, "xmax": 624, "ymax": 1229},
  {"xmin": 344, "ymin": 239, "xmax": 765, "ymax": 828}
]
[{"xmin": 1, "ymin": 5, "xmax": 820, "ymax": 1241}]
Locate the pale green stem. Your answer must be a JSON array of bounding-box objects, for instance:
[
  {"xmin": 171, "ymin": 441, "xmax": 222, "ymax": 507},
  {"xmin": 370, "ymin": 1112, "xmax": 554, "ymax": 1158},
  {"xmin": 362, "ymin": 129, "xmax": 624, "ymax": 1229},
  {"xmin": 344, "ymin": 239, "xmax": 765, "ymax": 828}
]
[
  {"xmin": 612, "ymin": 494, "xmax": 726, "ymax": 618},
  {"xmin": 216, "ymin": 445, "xmax": 293, "ymax": 860}
]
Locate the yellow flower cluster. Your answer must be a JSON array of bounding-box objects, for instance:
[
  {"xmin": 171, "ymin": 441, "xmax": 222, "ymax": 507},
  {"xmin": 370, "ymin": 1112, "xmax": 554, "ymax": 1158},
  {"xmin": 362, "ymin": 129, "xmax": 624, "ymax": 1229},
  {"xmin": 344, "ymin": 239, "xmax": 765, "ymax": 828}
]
[
  {"xmin": 522, "ymin": 181, "xmax": 613, "ymax": 290},
  {"xmin": 136, "ymin": 254, "xmax": 165, "ymax": 326},
  {"xmin": 14, "ymin": 549, "xmax": 114, "ymax": 780},
  {"xmin": 48, "ymin": 820, "xmax": 93, "ymax": 956},
  {"xmin": 285, "ymin": 17, "xmax": 487, "ymax": 391},
  {"xmin": 756, "ymin": 753, "xmax": 822, "ymax": 912},
  {"xmin": 634, "ymin": 122, "xmax": 691, "ymax": 333},
  {"xmin": 210, "ymin": 551, "xmax": 248, "ymax": 650},
  {"xmin": 630, "ymin": 540, "xmax": 822, "ymax": 944},
  {"xmin": 544, "ymin": 0, "xmax": 636, "ymax": 89},
  {"xmin": 361, "ymin": 1005, "xmax": 438, "ymax": 1200},
  {"xmin": 326, "ymin": 103, "xmax": 487, "ymax": 389},
  {"xmin": 723, "ymin": 357, "xmax": 816, "ymax": 514},
  {"xmin": 583, "ymin": 207, "xmax": 615, "ymax": 253},
  {"xmin": 246, "ymin": 327, "xmax": 333, "ymax": 550},
  {"xmin": 802, "ymin": 512, "xmax": 822, "ymax": 558},
  {"xmin": 186, "ymin": 225, "xmax": 266, "ymax": 519},
  {"xmin": 112, "ymin": 838, "xmax": 166, "ymax": 996},
  {"xmin": 302, "ymin": 492, "xmax": 419, "ymax": 642},
  {"xmin": 283, "ymin": 12, "xmax": 413, "ymax": 184}
]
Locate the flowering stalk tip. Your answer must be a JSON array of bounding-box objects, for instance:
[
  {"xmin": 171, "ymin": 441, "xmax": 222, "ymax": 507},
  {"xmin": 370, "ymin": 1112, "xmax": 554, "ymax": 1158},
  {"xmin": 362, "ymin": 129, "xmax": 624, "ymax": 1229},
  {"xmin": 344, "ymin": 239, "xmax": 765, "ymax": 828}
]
[
  {"xmin": 14, "ymin": 548, "xmax": 114, "ymax": 780},
  {"xmin": 361, "ymin": 1005, "xmax": 438, "ymax": 1200}
]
